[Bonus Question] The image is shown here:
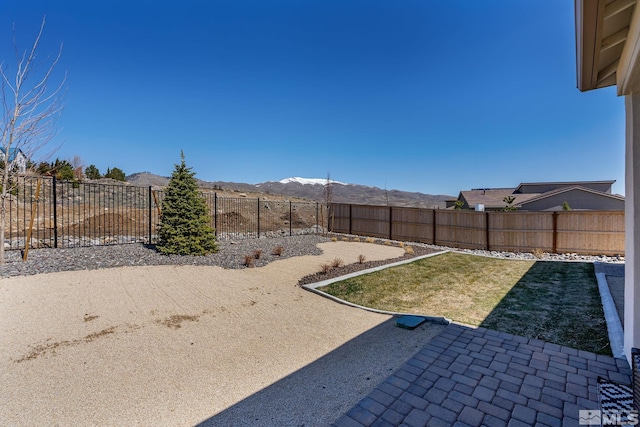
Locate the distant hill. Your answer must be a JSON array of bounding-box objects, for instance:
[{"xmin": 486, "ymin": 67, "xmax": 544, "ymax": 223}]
[{"xmin": 126, "ymin": 173, "xmax": 453, "ymax": 208}]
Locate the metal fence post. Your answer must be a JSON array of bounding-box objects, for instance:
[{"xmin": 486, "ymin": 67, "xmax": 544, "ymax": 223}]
[
  {"xmin": 214, "ymin": 193, "xmax": 218, "ymax": 237},
  {"xmin": 316, "ymin": 202, "xmax": 319, "ymax": 233},
  {"xmin": 289, "ymin": 201, "xmax": 292, "ymax": 236},
  {"xmin": 148, "ymin": 186, "xmax": 152, "ymax": 244},
  {"xmin": 257, "ymin": 198, "xmax": 260, "ymax": 238},
  {"xmin": 52, "ymin": 176, "xmax": 58, "ymax": 248}
]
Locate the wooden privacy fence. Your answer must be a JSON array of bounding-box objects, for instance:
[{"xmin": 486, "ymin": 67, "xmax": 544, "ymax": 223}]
[{"xmin": 329, "ymin": 203, "xmax": 625, "ymax": 256}]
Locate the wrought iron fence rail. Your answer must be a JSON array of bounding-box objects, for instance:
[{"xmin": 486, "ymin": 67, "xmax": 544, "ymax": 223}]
[{"xmin": 4, "ymin": 176, "xmax": 323, "ymax": 250}]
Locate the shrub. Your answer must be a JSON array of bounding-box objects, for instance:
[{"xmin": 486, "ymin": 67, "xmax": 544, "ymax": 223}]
[
  {"xmin": 319, "ymin": 263, "xmax": 332, "ymax": 274},
  {"xmin": 272, "ymin": 245, "xmax": 284, "ymax": 256},
  {"xmin": 384, "ymin": 241, "xmax": 392, "ymax": 246},
  {"xmin": 397, "ymin": 241, "xmax": 405, "ymax": 248},
  {"xmin": 352, "ymin": 237, "xmax": 361, "ymax": 242},
  {"xmin": 253, "ymin": 249, "xmax": 262, "ymax": 259},
  {"xmin": 532, "ymin": 248, "xmax": 545, "ymax": 259},
  {"xmin": 331, "ymin": 258, "xmax": 344, "ymax": 268},
  {"xmin": 243, "ymin": 254, "xmax": 255, "ymax": 267},
  {"xmin": 156, "ymin": 152, "xmax": 218, "ymax": 256},
  {"xmin": 341, "ymin": 237, "xmax": 349, "ymax": 242},
  {"xmin": 365, "ymin": 237, "xmax": 375, "ymax": 243},
  {"xmin": 405, "ymin": 246, "xmax": 414, "ymax": 255},
  {"xmin": 331, "ymin": 237, "xmax": 338, "ymax": 242}
]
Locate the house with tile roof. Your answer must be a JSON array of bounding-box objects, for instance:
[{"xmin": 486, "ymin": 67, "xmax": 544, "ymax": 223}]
[
  {"xmin": 0, "ymin": 148, "xmax": 28, "ymax": 174},
  {"xmin": 450, "ymin": 180, "xmax": 624, "ymax": 211}
]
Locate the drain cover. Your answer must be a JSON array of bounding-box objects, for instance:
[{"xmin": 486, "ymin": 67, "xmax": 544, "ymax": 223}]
[{"xmin": 395, "ymin": 315, "xmax": 426, "ymax": 330}]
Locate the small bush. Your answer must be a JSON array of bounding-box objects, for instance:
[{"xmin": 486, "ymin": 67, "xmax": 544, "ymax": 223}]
[
  {"xmin": 532, "ymin": 248, "xmax": 545, "ymax": 259},
  {"xmin": 272, "ymin": 245, "xmax": 284, "ymax": 256},
  {"xmin": 331, "ymin": 258, "xmax": 344, "ymax": 268},
  {"xmin": 319, "ymin": 263, "xmax": 332, "ymax": 274},
  {"xmin": 384, "ymin": 241, "xmax": 392, "ymax": 246},
  {"xmin": 405, "ymin": 246, "xmax": 414, "ymax": 255},
  {"xmin": 243, "ymin": 254, "xmax": 255, "ymax": 267},
  {"xmin": 253, "ymin": 249, "xmax": 263, "ymax": 259},
  {"xmin": 331, "ymin": 237, "xmax": 338, "ymax": 242},
  {"xmin": 352, "ymin": 237, "xmax": 361, "ymax": 242},
  {"xmin": 365, "ymin": 237, "xmax": 375, "ymax": 244},
  {"xmin": 358, "ymin": 254, "xmax": 366, "ymax": 264},
  {"xmin": 341, "ymin": 237, "xmax": 349, "ymax": 242},
  {"xmin": 397, "ymin": 241, "xmax": 405, "ymax": 248}
]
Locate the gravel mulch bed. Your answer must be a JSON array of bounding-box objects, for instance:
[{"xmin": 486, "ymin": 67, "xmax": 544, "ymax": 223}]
[{"xmin": 0, "ymin": 235, "xmax": 331, "ymax": 278}]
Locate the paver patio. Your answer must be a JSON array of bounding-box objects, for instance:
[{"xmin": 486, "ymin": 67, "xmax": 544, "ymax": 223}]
[{"xmin": 334, "ymin": 263, "xmax": 631, "ymax": 427}]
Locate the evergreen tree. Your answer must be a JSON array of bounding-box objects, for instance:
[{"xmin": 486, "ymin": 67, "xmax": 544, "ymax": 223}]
[
  {"xmin": 52, "ymin": 158, "xmax": 74, "ymax": 180},
  {"xmin": 156, "ymin": 152, "xmax": 217, "ymax": 255},
  {"xmin": 85, "ymin": 164, "xmax": 101, "ymax": 179},
  {"xmin": 104, "ymin": 166, "xmax": 125, "ymax": 181}
]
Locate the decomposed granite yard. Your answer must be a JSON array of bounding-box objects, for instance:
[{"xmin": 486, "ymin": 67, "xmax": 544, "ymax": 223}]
[{"xmin": 0, "ymin": 240, "xmax": 445, "ymax": 427}]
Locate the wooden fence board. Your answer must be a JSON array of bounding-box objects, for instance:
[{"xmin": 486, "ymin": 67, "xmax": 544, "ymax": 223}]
[
  {"xmin": 434, "ymin": 210, "xmax": 486, "ymax": 249},
  {"xmin": 391, "ymin": 207, "xmax": 434, "ymax": 243},
  {"xmin": 556, "ymin": 211, "xmax": 625, "ymax": 255},
  {"xmin": 488, "ymin": 212, "xmax": 554, "ymax": 252},
  {"xmin": 329, "ymin": 203, "xmax": 625, "ymax": 255}
]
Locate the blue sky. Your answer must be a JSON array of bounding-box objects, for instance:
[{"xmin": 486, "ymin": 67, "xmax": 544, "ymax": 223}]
[{"xmin": 0, "ymin": 0, "xmax": 626, "ymax": 196}]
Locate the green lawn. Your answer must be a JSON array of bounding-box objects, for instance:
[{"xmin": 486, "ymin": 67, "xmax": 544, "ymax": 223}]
[{"xmin": 318, "ymin": 252, "xmax": 611, "ymax": 355}]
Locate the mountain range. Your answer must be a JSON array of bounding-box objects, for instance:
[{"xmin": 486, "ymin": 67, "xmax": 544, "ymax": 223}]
[{"xmin": 126, "ymin": 172, "xmax": 454, "ymax": 208}]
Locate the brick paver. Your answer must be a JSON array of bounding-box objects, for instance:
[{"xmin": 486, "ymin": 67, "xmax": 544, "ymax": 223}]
[{"xmin": 332, "ymin": 323, "xmax": 631, "ymax": 426}]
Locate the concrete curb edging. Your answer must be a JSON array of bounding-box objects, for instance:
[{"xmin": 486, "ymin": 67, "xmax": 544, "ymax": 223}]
[
  {"xmin": 594, "ymin": 262, "xmax": 625, "ymax": 358},
  {"xmin": 302, "ymin": 251, "xmax": 451, "ymax": 325}
]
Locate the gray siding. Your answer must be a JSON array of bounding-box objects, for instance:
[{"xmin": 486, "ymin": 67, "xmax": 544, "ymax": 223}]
[{"xmin": 520, "ymin": 189, "xmax": 624, "ymax": 211}]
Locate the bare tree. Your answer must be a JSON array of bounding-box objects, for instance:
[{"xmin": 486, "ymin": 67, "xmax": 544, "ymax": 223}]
[
  {"xmin": 71, "ymin": 155, "xmax": 84, "ymax": 180},
  {"xmin": 322, "ymin": 173, "xmax": 334, "ymax": 235},
  {"xmin": 0, "ymin": 16, "xmax": 65, "ymax": 263}
]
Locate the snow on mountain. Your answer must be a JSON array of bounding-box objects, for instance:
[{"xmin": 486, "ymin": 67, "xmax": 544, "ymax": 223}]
[{"xmin": 277, "ymin": 177, "xmax": 348, "ymax": 186}]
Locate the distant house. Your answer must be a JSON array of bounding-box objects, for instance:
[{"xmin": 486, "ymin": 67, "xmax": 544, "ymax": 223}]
[
  {"xmin": 0, "ymin": 148, "xmax": 28, "ymax": 174},
  {"xmin": 450, "ymin": 180, "xmax": 624, "ymax": 211}
]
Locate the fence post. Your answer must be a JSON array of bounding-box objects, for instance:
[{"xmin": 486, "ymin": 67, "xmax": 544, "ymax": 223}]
[
  {"xmin": 148, "ymin": 186, "xmax": 152, "ymax": 244},
  {"xmin": 349, "ymin": 204, "xmax": 352, "ymax": 235},
  {"xmin": 485, "ymin": 211, "xmax": 490, "ymax": 251},
  {"xmin": 432, "ymin": 209, "xmax": 436, "ymax": 245},
  {"xmin": 214, "ymin": 193, "xmax": 218, "ymax": 237},
  {"xmin": 289, "ymin": 201, "xmax": 292, "ymax": 236},
  {"xmin": 316, "ymin": 202, "xmax": 319, "ymax": 233},
  {"xmin": 257, "ymin": 198, "xmax": 260, "ymax": 238},
  {"xmin": 553, "ymin": 211, "xmax": 558, "ymax": 254},
  {"xmin": 389, "ymin": 206, "xmax": 393, "ymax": 240},
  {"xmin": 52, "ymin": 176, "xmax": 58, "ymax": 248}
]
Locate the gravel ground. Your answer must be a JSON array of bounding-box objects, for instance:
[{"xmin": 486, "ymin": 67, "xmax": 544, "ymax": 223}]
[
  {"xmin": 0, "ymin": 233, "xmax": 625, "ymax": 279},
  {"xmin": 0, "ymin": 235, "xmax": 331, "ymax": 278}
]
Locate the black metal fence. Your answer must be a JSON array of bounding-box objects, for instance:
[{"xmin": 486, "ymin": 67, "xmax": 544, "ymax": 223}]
[{"xmin": 3, "ymin": 176, "xmax": 323, "ymax": 250}]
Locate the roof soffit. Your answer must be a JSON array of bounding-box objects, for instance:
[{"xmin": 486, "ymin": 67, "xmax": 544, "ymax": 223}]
[{"xmin": 576, "ymin": 0, "xmax": 637, "ymax": 92}]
